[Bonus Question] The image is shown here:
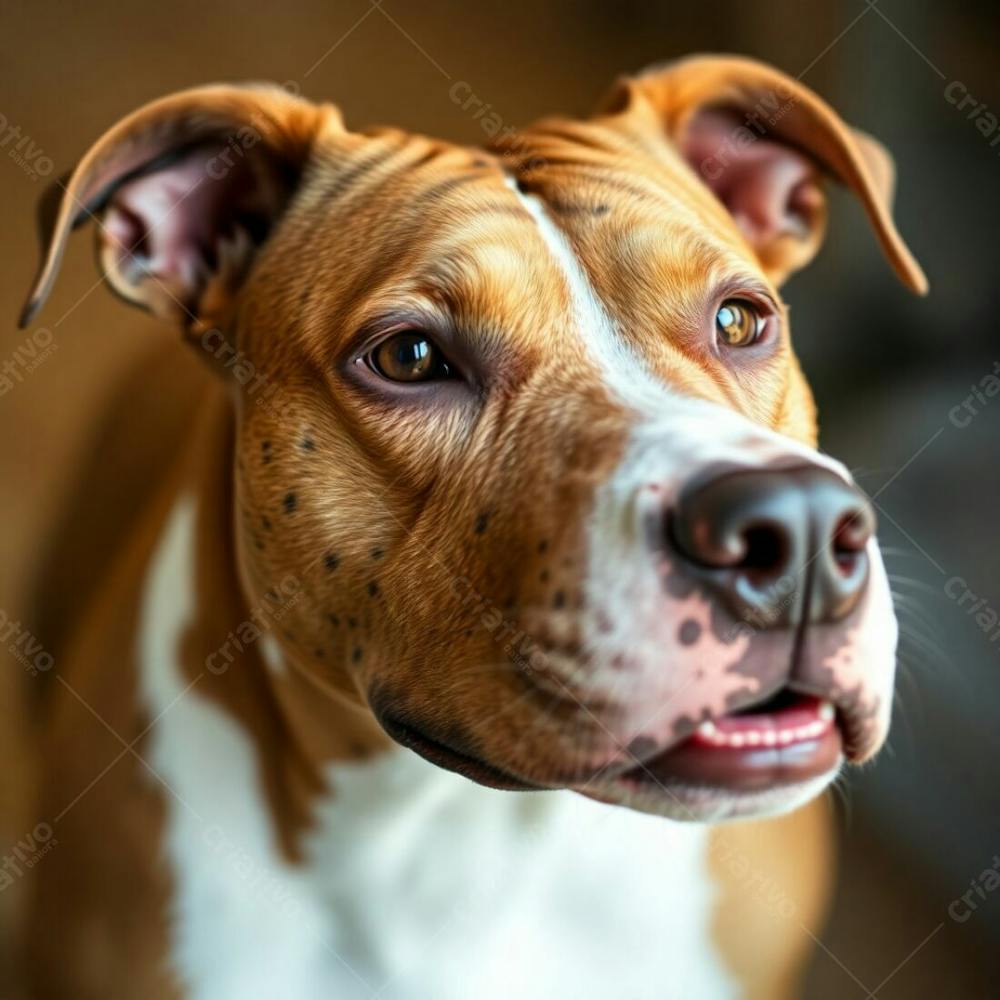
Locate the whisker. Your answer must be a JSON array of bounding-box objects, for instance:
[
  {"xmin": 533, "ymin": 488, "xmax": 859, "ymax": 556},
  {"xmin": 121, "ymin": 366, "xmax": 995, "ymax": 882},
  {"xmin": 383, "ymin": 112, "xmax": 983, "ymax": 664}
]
[
  {"xmin": 880, "ymin": 547, "xmax": 927, "ymax": 560},
  {"xmin": 888, "ymin": 575, "xmax": 944, "ymax": 598},
  {"xmin": 889, "ymin": 666, "xmax": 923, "ymax": 750},
  {"xmin": 896, "ymin": 623, "xmax": 951, "ymax": 669},
  {"xmin": 828, "ymin": 771, "xmax": 853, "ymax": 829}
]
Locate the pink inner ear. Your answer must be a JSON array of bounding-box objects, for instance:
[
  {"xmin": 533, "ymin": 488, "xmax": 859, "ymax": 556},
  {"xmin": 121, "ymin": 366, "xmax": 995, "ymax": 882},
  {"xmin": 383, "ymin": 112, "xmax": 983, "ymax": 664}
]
[
  {"xmin": 682, "ymin": 109, "xmax": 824, "ymax": 249},
  {"xmin": 101, "ymin": 144, "xmax": 256, "ymax": 306}
]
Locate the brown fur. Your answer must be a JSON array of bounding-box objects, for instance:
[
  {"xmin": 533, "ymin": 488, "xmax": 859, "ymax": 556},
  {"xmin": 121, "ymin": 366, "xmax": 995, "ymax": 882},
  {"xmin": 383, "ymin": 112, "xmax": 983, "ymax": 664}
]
[{"xmin": 14, "ymin": 55, "xmax": 924, "ymax": 996}]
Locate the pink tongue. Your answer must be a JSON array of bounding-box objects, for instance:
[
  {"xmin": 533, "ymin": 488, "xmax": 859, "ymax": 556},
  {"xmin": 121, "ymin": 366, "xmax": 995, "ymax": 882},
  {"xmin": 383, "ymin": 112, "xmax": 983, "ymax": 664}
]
[{"xmin": 714, "ymin": 695, "xmax": 825, "ymax": 734}]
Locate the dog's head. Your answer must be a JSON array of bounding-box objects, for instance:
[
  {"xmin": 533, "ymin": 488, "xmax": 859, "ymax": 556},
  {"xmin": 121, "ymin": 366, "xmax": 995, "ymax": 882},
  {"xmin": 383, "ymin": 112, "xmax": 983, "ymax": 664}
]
[{"xmin": 24, "ymin": 56, "xmax": 925, "ymax": 821}]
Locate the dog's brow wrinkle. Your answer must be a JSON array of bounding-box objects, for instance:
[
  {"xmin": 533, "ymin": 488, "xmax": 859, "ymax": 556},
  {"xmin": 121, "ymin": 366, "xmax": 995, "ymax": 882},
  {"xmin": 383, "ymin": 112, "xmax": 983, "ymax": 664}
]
[
  {"xmin": 411, "ymin": 173, "xmax": 483, "ymax": 209},
  {"xmin": 549, "ymin": 198, "xmax": 611, "ymax": 218},
  {"xmin": 318, "ymin": 142, "xmax": 404, "ymax": 205}
]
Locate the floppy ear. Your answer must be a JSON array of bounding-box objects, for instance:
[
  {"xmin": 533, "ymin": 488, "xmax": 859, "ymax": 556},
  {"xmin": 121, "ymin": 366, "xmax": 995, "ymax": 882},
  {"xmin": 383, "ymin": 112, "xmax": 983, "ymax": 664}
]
[
  {"xmin": 19, "ymin": 84, "xmax": 336, "ymax": 332},
  {"xmin": 596, "ymin": 54, "xmax": 927, "ymax": 294}
]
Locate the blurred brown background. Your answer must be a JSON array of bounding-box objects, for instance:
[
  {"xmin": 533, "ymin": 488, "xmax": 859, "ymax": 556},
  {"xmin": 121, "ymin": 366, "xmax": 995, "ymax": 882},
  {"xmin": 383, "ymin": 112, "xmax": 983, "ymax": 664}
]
[{"xmin": 1, "ymin": 1, "xmax": 998, "ymax": 996}]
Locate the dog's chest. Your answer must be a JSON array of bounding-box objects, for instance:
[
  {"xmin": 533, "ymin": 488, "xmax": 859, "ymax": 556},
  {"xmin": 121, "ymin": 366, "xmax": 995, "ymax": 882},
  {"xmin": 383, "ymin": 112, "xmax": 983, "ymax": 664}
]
[{"xmin": 141, "ymin": 498, "xmax": 736, "ymax": 1000}]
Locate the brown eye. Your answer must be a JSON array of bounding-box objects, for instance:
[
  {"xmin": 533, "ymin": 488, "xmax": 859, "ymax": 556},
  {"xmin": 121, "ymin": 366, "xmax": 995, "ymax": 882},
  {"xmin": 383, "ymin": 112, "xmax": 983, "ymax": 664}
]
[
  {"xmin": 715, "ymin": 299, "xmax": 765, "ymax": 347},
  {"xmin": 367, "ymin": 331, "xmax": 452, "ymax": 382}
]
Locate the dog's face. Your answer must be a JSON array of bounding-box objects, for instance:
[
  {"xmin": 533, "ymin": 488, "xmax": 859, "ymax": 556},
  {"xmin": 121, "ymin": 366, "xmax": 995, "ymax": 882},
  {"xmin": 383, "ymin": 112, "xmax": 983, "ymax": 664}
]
[{"xmin": 25, "ymin": 57, "xmax": 926, "ymax": 821}]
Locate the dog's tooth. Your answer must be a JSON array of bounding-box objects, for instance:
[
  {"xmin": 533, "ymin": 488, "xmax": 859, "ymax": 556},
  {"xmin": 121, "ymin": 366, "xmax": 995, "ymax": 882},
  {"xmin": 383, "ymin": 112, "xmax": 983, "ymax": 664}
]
[
  {"xmin": 819, "ymin": 701, "xmax": 836, "ymax": 722},
  {"xmin": 697, "ymin": 720, "xmax": 717, "ymax": 738}
]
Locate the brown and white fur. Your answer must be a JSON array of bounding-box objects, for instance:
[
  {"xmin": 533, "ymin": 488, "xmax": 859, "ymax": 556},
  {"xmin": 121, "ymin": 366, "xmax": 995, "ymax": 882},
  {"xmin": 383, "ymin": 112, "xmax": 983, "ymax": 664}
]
[{"xmin": 12, "ymin": 55, "xmax": 925, "ymax": 999}]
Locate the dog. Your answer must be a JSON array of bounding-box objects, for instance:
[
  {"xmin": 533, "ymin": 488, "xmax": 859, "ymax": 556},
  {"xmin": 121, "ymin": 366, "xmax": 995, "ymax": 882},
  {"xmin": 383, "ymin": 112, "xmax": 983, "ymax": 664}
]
[{"xmin": 13, "ymin": 54, "xmax": 925, "ymax": 999}]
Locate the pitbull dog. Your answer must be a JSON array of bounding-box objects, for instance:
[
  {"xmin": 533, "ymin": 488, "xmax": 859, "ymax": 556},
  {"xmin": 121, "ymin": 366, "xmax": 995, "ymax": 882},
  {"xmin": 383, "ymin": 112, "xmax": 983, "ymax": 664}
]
[{"xmin": 15, "ymin": 55, "xmax": 924, "ymax": 999}]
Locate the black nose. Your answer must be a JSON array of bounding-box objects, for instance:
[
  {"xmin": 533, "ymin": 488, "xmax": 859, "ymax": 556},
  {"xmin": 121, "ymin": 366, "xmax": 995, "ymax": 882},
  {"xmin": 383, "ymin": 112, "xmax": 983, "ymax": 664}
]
[{"xmin": 668, "ymin": 465, "xmax": 874, "ymax": 626}]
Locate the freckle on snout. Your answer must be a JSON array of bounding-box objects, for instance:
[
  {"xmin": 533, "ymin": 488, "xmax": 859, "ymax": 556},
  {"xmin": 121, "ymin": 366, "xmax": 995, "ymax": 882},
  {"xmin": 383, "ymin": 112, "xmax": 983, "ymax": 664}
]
[
  {"xmin": 283, "ymin": 493, "xmax": 297, "ymax": 513},
  {"xmin": 627, "ymin": 736, "xmax": 657, "ymax": 760},
  {"xmin": 678, "ymin": 619, "xmax": 702, "ymax": 646}
]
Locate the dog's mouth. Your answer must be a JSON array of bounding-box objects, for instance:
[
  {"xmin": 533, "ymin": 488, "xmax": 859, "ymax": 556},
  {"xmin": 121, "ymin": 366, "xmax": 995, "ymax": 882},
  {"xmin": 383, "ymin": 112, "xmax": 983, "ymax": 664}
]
[
  {"xmin": 600, "ymin": 689, "xmax": 841, "ymax": 804},
  {"xmin": 378, "ymin": 686, "xmax": 847, "ymax": 817}
]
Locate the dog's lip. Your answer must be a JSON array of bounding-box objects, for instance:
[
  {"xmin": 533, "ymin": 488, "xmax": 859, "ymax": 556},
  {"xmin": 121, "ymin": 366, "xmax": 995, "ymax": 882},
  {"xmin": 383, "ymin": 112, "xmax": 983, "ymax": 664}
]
[
  {"xmin": 702, "ymin": 679, "xmax": 872, "ymax": 764},
  {"xmin": 376, "ymin": 682, "xmax": 870, "ymax": 799},
  {"xmin": 377, "ymin": 712, "xmax": 543, "ymax": 791},
  {"xmin": 582, "ymin": 692, "xmax": 844, "ymax": 804}
]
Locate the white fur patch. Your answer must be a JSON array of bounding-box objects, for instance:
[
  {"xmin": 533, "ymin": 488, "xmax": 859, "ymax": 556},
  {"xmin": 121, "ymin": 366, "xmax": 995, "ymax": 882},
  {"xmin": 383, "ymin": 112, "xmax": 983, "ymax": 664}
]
[
  {"xmin": 139, "ymin": 496, "xmax": 737, "ymax": 999},
  {"xmin": 258, "ymin": 632, "xmax": 286, "ymax": 675}
]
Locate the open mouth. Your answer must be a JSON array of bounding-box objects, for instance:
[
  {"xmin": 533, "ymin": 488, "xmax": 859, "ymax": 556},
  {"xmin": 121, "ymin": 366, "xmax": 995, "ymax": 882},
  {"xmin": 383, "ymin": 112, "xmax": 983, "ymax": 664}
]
[
  {"xmin": 378, "ymin": 686, "xmax": 847, "ymax": 820},
  {"xmin": 613, "ymin": 690, "xmax": 842, "ymax": 798}
]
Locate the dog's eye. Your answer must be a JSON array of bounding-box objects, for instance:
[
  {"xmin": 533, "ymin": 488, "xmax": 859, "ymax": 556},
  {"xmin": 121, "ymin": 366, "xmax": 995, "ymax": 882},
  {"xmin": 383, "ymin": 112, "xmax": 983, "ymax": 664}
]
[
  {"xmin": 715, "ymin": 300, "xmax": 765, "ymax": 347},
  {"xmin": 366, "ymin": 331, "xmax": 453, "ymax": 383}
]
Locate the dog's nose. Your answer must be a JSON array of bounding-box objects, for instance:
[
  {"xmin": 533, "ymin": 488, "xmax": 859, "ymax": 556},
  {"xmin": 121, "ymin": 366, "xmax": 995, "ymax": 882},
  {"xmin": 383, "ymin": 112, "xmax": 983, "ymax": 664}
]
[{"xmin": 668, "ymin": 466, "xmax": 874, "ymax": 626}]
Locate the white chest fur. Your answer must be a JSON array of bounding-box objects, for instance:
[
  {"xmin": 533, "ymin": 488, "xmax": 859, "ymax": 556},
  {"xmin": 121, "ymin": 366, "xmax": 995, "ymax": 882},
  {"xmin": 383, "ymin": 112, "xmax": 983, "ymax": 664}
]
[{"xmin": 139, "ymin": 497, "xmax": 736, "ymax": 1000}]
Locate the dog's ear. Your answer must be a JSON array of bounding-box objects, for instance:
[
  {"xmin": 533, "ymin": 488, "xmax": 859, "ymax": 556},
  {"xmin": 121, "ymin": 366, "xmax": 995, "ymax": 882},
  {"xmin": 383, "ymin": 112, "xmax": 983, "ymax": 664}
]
[
  {"xmin": 19, "ymin": 84, "xmax": 337, "ymax": 331},
  {"xmin": 597, "ymin": 55, "xmax": 927, "ymax": 294}
]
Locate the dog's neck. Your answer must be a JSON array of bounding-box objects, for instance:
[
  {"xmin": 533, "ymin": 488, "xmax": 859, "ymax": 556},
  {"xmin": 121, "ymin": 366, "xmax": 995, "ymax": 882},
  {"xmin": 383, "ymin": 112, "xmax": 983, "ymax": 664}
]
[{"xmin": 167, "ymin": 384, "xmax": 392, "ymax": 859}]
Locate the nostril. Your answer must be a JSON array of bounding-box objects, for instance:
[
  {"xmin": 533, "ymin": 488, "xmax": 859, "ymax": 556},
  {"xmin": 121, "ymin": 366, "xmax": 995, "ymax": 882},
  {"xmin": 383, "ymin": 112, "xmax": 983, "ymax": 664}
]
[
  {"xmin": 667, "ymin": 508, "xmax": 789, "ymax": 579},
  {"xmin": 831, "ymin": 509, "xmax": 872, "ymax": 575},
  {"xmin": 740, "ymin": 522, "xmax": 787, "ymax": 575}
]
